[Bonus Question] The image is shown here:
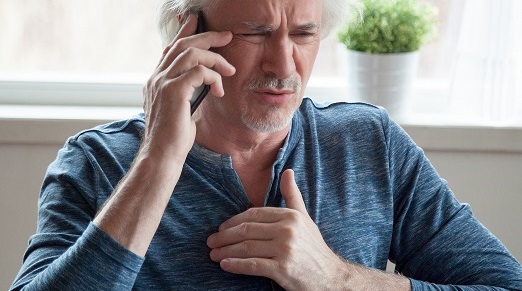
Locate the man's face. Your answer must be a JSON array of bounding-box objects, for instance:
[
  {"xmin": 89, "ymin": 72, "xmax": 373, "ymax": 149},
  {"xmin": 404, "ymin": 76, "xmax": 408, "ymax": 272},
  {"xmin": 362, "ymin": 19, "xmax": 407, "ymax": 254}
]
[{"xmin": 203, "ymin": 0, "xmax": 322, "ymax": 133}]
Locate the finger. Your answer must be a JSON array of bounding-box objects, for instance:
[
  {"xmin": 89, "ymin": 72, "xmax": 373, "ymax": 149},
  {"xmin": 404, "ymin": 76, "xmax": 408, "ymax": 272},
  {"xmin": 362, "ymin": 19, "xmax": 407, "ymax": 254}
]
[
  {"xmin": 207, "ymin": 221, "xmax": 278, "ymax": 249},
  {"xmin": 280, "ymin": 169, "xmax": 307, "ymax": 214},
  {"xmin": 209, "ymin": 239, "xmax": 277, "ymax": 262},
  {"xmin": 219, "ymin": 257, "xmax": 279, "ymax": 280},
  {"xmin": 158, "ymin": 30, "xmax": 233, "ymax": 73},
  {"xmin": 170, "ymin": 64, "xmax": 226, "ymax": 98},
  {"xmin": 217, "ymin": 207, "xmax": 289, "ymax": 231},
  {"xmin": 165, "ymin": 48, "xmax": 235, "ymax": 80}
]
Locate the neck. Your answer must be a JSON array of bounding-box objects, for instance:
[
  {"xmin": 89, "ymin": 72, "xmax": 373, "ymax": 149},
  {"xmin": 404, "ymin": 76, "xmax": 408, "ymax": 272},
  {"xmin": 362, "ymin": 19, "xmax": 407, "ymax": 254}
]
[{"xmin": 194, "ymin": 111, "xmax": 290, "ymax": 171}]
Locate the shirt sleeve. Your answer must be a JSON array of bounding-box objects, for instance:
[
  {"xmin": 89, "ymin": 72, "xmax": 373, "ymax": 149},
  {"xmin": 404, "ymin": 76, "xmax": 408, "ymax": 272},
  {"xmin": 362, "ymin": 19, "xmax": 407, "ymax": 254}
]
[
  {"xmin": 10, "ymin": 138, "xmax": 144, "ymax": 291},
  {"xmin": 381, "ymin": 110, "xmax": 522, "ymax": 290}
]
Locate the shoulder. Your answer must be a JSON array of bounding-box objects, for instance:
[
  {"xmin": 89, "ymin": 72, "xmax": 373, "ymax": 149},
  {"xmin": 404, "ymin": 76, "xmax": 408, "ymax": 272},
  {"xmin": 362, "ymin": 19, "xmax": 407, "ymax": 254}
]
[
  {"xmin": 299, "ymin": 98, "xmax": 388, "ymax": 125},
  {"xmin": 71, "ymin": 114, "xmax": 145, "ymax": 147},
  {"xmin": 297, "ymin": 98, "xmax": 391, "ymax": 137},
  {"xmin": 45, "ymin": 114, "xmax": 145, "ymax": 202},
  {"xmin": 53, "ymin": 114, "xmax": 144, "ymax": 178},
  {"xmin": 63, "ymin": 114, "xmax": 145, "ymax": 161}
]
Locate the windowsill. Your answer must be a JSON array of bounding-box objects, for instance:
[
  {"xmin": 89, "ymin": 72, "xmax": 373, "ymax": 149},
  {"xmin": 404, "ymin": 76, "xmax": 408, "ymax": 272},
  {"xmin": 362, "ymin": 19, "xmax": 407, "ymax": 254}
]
[
  {"xmin": 0, "ymin": 104, "xmax": 140, "ymax": 121},
  {"xmin": 1, "ymin": 75, "xmax": 521, "ymax": 152},
  {"xmin": 1, "ymin": 104, "xmax": 522, "ymax": 153}
]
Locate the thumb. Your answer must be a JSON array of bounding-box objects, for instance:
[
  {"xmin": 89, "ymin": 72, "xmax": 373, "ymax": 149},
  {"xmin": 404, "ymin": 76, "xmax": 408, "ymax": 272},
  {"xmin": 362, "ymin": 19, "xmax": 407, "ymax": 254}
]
[{"xmin": 280, "ymin": 169, "xmax": 307, "ymax": 214}]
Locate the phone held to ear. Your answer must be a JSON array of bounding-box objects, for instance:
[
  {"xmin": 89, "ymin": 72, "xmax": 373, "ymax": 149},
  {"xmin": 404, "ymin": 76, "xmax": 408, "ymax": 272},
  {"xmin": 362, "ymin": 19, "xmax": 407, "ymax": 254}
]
[{"xmin": 190, "ymin": 11, "xmax": 211, "ymax": 115}]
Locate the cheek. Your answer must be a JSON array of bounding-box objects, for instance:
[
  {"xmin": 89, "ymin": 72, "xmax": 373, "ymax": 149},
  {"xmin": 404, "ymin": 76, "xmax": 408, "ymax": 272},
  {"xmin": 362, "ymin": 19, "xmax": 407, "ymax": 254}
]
[
  {"xmin": 216, "ymin": 43, "xmax": 261, "ymax": 88},
  {"xmin": 216, "ymin": 40, "xmax": 261, "ymax": 70}
]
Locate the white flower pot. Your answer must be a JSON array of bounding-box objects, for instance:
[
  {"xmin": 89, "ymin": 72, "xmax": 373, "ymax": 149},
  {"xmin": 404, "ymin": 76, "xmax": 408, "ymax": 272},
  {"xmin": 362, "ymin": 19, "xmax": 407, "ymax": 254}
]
[{"xmin": 347, "ymin": 50, "xmax": 419, "ymax": 120}]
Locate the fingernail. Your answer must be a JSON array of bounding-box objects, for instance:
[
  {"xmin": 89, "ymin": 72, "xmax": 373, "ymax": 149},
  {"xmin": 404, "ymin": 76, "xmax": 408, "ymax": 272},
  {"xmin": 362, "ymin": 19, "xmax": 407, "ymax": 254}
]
[{"xmin": 206, "ymin": 235, "xmax": 214, "ymax": 247}]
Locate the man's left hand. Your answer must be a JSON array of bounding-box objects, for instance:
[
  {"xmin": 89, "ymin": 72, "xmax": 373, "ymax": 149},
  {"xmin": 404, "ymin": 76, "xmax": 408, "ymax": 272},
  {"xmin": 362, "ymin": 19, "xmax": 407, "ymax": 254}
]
[{"xmin": 207, "ymin": 169, "xmax": 350, "ymax": 290}]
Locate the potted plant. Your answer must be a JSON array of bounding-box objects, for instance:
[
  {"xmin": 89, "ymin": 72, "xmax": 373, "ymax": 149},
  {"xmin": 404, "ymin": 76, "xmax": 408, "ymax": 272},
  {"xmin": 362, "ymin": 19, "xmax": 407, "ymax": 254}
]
[{"xmin": 337, "ymin": 0, "xmax": 438, "ymax": 119}]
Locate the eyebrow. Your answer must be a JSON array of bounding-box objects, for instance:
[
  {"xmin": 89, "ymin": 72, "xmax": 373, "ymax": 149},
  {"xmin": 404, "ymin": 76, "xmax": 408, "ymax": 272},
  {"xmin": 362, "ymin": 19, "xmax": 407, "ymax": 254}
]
[
  {"xmin": 295, "ymin": 23, "xmax": 320, "ymax": 32},
  {"xmin": 241, "ymin": 21, "xmax": 319, "ymax": 32},
  {"xmin": 241, "ymin": 22, "xmax": 274, "ymax": 33}
]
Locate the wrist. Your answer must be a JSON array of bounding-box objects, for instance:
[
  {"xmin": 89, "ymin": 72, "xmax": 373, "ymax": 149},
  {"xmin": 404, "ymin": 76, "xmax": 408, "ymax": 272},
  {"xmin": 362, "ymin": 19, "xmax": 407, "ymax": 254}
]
[
  {"xmin": 139, "ymin": 137, "xmax": 192, "ymax": 167},
  {"xmin": 339, "ymin": 260, "xmax": 411, "ymax": 291},
  {"xmin": 330, "ymin": 256, "xmax": 359, "ymax": 290}
]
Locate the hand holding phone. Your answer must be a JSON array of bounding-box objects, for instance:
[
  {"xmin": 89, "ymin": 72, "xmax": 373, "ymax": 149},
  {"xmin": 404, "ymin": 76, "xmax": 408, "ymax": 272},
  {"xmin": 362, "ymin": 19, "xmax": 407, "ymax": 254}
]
[{"xmin": 189, "ymin": 11, "xmax": 211, "ymax": 115}]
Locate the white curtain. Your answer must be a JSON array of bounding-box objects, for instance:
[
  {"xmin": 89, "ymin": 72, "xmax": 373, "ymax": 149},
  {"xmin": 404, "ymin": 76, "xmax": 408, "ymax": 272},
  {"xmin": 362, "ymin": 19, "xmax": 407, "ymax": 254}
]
[{"xmin": 449, "ymin": 0, "xmax": 522, "ymax": 123}]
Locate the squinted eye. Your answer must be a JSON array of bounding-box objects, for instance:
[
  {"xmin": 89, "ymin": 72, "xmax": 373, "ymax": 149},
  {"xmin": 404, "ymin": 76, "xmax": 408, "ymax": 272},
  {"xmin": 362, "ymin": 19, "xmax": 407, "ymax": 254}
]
[
  {"xmin": 291, "ymin": 32, "xmax": 319, "ymax": 45},
  {"xmin": 233, "ymin": 33, "xmax": 267, "ymax": 44}
]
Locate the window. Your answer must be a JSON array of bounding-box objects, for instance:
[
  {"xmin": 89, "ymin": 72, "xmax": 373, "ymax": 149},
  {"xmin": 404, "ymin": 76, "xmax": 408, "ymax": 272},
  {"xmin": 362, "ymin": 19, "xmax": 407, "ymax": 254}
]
[
  {"xmin": 0, "ymin": 0, "xmax": 346, "ymax": 106},
  {"xmin": 1, "ymin": 0, "xmax": 521, "ymax": 124},
  {"xmin": 415, "ymin": 0, "xmax": 522, "ymax": 124},
  {"xmin": 0, "ymin": 0, "xmax": 160, "ymax": 78}
]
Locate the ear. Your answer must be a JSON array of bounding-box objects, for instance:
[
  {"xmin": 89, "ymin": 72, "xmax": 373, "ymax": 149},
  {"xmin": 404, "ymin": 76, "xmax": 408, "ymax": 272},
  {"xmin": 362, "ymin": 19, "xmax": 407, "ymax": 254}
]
[{"xmin": 177, "ymin": 12, "xmax": 190, "ymax": 27}]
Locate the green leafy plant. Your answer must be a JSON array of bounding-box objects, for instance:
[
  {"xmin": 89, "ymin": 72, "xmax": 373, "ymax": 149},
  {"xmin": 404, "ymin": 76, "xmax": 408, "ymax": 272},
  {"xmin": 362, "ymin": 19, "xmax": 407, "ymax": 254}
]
[{"xmin": 337, "ymin": 0, "xmax": 438, "ymax": 54}]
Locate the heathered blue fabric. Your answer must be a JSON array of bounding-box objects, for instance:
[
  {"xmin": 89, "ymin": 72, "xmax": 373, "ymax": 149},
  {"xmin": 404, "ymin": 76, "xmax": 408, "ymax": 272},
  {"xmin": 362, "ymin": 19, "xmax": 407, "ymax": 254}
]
[{"xmin": 11, "ymin": 99, "xmax": 522, "ymax": 290}]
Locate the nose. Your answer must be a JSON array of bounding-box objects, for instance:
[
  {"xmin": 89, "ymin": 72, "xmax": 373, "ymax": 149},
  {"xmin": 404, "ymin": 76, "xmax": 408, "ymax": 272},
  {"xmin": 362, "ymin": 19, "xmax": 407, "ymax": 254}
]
[{"xmin": 260, "ymin": 34, "xmax": 296, "ymax": 79}]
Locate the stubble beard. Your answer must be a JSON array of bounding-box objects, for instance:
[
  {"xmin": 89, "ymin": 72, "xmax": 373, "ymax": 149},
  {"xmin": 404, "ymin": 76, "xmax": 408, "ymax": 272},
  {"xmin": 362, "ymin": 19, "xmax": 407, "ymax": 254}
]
[{"xmin": 240, "ymin": 76, "xmax": 302, "ymax": 133}]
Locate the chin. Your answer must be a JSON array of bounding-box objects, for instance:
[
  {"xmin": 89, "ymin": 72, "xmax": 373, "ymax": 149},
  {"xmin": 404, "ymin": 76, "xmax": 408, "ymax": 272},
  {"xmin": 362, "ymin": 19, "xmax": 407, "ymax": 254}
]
[{"xmin": 240, "ymin": 103, "xmax": 297, "ymax": 133}]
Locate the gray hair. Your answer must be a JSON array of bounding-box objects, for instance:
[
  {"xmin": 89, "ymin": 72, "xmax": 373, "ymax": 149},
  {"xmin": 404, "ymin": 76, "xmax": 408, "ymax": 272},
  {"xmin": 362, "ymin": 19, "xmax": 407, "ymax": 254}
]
[{"xmin": 157, "ymin": 0, "xmax": 351, "ymax": 46}]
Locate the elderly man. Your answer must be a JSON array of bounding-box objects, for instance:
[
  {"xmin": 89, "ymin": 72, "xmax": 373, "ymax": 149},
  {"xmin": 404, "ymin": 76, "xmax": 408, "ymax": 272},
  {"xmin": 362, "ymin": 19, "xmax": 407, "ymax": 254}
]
[{"xmin": 11, "ymin": 0, "xmax": 522, "ymax": 290}]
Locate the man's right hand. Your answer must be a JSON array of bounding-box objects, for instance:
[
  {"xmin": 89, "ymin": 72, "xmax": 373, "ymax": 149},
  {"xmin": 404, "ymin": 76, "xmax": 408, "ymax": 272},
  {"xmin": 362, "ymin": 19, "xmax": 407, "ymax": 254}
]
[
  {"xmin": 141, "ymin": 13, "xmax": 235, "ymax": 163},
  {"xmin": 94, "ymin": 14, "xmax": 234, "ymax": 257}
]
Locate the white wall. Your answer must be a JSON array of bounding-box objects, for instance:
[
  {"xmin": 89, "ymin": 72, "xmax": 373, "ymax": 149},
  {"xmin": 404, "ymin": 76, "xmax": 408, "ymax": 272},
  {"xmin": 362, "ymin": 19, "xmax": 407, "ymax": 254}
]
[
  {"xmin": 0, "ymin": 144, "xmax": 59, "ymax": 288},
  {"xmin": 1, "ymin": 116, "xmax": 521, "ymax": 290}
]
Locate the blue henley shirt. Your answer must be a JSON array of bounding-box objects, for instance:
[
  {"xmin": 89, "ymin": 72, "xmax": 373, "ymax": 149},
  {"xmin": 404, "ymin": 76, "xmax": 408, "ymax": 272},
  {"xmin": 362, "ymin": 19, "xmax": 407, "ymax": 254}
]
[{"xmin": 11, "ymin": 99, "xmax": 522, "ymax": 290}]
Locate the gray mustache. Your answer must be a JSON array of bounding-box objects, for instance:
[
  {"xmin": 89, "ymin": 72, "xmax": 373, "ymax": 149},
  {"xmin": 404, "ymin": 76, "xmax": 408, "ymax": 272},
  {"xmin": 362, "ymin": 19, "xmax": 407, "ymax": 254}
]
[{"xmin": 247, "ymin": 77, "xmax": 302, "ymax": 92}]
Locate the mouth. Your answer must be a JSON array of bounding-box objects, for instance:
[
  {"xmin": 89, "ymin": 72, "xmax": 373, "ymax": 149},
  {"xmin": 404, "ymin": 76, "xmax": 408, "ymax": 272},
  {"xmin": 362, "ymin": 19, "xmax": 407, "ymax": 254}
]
[
  {"xmin": 251, "ymin": 88, "xmax": 295, "ymax": 105},
  {"xmin": 254, "ymin": 88, "xmax": 295, "ymax": 95}
]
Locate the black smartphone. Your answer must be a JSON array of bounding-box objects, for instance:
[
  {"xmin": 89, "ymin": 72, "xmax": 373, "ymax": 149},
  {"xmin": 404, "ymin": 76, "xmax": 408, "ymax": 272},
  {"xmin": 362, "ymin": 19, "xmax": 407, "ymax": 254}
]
[{"xmin": 189, "ymin": 11, "xmax": 211, "ymax": 115}]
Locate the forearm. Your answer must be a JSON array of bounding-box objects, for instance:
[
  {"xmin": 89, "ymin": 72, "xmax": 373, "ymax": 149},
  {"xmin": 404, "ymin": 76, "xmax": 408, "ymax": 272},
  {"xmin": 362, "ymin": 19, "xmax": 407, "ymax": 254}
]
[
  {"xmin": 342, "ymin": 263, "xmax": 513, "ymax": 291},
  {"xmin": 10, "ymin": 223, "xmax": 143, "ymax": 291},
  {"xmin": 410, "ymin": 279, "xmax": 516, "ymax": 290},
  {"xmin": 93, "ymin": 146, "xmax": 185, "ymax": 257}
]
